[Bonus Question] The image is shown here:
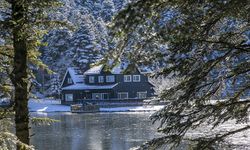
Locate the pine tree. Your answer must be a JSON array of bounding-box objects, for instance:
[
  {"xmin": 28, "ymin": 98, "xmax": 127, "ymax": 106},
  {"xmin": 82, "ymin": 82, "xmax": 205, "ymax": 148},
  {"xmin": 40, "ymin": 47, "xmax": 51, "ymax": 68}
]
[
  {"xmin": 0, "ymin": 0, "xmax": 62, "ymax": 148},
  {"xmin": 100, "ymin": 0, "xmax": 115, "ymax": 22},
  {"xmin": 112, "ymin": 0, "xmax": 250, "ymax": 149},
  {"xmin": 45, "ymin": 73, "xmax": 60, "ymax": 98},
  {"xmin": 39, "ymin": 0, "xmax": 130, "ymax": 97}
]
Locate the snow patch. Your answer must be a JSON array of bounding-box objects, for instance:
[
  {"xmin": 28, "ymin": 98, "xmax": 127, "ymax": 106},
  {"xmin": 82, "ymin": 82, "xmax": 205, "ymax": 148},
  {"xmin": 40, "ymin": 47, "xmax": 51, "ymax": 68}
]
[
  {"xmin": 84, "ymin": 65, "xmax": 104, "ymax": 75},
  {"xmin": 61, "ymin": 83, "xmax": 118, "ymax": 90},
  {"xmin": 29, "ymin": 99, "xmax": 70, "ymax": 112},
  {"xmin": 29, "ymin": 99, "xmax": 164, "ymax": 113}
]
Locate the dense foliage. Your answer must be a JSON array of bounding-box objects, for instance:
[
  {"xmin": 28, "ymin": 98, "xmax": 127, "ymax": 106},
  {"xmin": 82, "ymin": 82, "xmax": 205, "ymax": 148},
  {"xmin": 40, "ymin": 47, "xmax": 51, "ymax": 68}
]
[
  {"xmin": 39, "ymin": 0, "xmax": 129, "ymax": 97},
  {"xmin": 0, "ymin": 0, "xmax": 62, "ymax": 149},
  {"xmin": 112, "ymin": 0, "xmax": 250, "ymax": 149}
]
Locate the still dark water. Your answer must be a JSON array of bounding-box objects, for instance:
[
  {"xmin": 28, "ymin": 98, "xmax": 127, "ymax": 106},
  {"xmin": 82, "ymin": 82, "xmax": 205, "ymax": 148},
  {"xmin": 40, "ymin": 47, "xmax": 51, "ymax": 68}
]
[{"xmin": 30, "ymin": 112, "xmax": 162, "ymax": 150}]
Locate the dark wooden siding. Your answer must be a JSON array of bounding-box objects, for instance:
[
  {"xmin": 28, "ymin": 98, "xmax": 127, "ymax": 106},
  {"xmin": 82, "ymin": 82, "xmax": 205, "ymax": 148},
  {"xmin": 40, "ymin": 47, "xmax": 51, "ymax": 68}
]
[
  {"xmin": 113, "ymin": 82, "xmax": 154, "ymax": 98},
  {"xmin": 84, "ymin": 73, "xmax": 149, "ymax": 85},
  {"xmin": 115, "ymin": 74, "xmax": 148, "ymax": 83},
  {"xmin": 61, "ymin": 67, "xmax": 155, "ymax": 103},
  {"xmin": 61, "ymin": 72, "xmax": 74, "ymax": 87},
  {"xmin": 61, "ymin": 89, "xmax": 115, "ymax": 103},
  {"xmin": 84, "ymin": 74, "xmax": 117, "ymax": 85}
]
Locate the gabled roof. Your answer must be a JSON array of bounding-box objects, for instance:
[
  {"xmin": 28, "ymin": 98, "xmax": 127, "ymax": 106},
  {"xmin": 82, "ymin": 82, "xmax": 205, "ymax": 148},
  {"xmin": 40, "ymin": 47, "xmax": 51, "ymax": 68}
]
[
  {"xmin": 84, "ymin": 65, "xmax": 104, "ymax": 75},
  {"xmin": 61, "ymin": 67, "xmax": 84, "ymax": 87},
  {"xmin": 67, "ymin": 67, "xmax": 84, "ymax": 83},
  {"xmin": 61, "ymin": 83, "xmax": 118, "ymax": 90}
]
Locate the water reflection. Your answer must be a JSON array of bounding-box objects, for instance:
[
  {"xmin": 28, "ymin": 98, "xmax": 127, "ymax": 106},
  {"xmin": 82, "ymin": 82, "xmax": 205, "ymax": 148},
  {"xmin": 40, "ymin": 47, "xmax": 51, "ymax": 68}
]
[{"xmin": 30, "ymin": 112, "xmax": 162, "ymax": 150}]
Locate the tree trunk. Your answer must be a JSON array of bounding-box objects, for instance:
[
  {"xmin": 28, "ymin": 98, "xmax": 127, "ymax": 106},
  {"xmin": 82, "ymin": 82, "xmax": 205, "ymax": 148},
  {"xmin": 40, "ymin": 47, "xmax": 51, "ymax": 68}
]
[{"xmin": 11, "ymin": 0, "xmax": 30, "ymax": 148}]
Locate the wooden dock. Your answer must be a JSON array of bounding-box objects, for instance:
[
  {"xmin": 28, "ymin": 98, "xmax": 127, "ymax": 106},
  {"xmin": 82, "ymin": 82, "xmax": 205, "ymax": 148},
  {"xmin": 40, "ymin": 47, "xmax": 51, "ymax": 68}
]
[{"xmin": 71, "ymin": 103, "xmax": 100, "ymax": 113}]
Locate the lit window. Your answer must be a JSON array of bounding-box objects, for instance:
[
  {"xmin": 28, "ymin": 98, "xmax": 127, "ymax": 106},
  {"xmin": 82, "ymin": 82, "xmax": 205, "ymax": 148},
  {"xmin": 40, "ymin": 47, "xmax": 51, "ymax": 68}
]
[
  {"xmin": 92, "ymin": 93, "xmax": 109, "ymax": 100},
  {"xmin": 106, "ymin": 75, "xmax": 115, "ymax": 82},
  {"xmin": 133, "ymin": 75, "xmax": 141, "ymax": 82},
  {"xmin": 118, "ymin": 92, "xmax": 128, "ymax": 99},
  {"xmin": 137, "ymin": 92, "xmax": 147, "ymax": 99},
  {"xmin": 124, "ymin": 75, "xmax": 132, "ymax": 82},
  {"xmin": 98, "ymin": 76, "xmax": 104, "ymax": 83},
  {"xmin": 89, "ymin": 76, "xmax": 95, "ymax": 83},
  {"xmin": 67, "ymin": 78, "xmax": 73, "ymax": 84},
  {"xmin": 65, "ymin": 94, "xmax": 73, "ymax": 101}
]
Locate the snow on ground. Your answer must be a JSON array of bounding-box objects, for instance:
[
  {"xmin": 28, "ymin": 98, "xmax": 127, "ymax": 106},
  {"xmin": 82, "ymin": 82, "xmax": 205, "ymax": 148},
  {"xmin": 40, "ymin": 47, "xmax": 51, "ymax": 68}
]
[
  {"xmin": 100, "ymin": 105, "xmax": 164, "ymax": 112},
  {"xmin": 28, "ymin": 99, "xmax": 165, "ymax": 113},
  {"xmin": 29, "ymin": 99, "xmax": 70, "ymax": 112}
]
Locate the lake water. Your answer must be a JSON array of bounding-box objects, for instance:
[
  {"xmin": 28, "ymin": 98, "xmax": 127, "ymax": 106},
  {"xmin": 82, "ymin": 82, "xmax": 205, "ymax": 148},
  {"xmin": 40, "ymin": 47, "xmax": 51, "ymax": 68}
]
[
  {"xmin": 30, "ymin": 112, "xmax": 162, "ymax": 150},
  {"xmin": 30, "ymin": 112, "xmax": 250, "ymax": 150}
]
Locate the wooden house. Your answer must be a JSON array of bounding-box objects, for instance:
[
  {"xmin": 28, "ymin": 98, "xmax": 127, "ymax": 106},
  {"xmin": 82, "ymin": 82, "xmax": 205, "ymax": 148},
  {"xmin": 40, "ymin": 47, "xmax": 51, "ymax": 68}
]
[{"xmin": 60, "ymin": 63, "xmax": 155, "ymax": 104}]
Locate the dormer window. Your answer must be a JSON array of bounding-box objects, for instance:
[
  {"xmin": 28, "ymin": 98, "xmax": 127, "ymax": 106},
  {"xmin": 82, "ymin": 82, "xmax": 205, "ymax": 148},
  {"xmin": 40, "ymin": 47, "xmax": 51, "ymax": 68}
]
[
  {"xmin": 124, "ymin": 75, "xmax": 132, "ymax": 82},
  {"xmin": 106, "ymin": 75, "xmax": 115, "ymax": 82},
  {"xmin": 67, "ymin": 78, "xmax": 73, "ymax": 84},
  {"xmin": 89, "ymin": 76, "xmax": 95, "ymax": 83},
  {"xmin": 133, "ymin": 75, "xmax": 141, "ymax": 82},
  {"xmin": 98, "ymin": 76, "xmax": 104, "ymax": 83}
]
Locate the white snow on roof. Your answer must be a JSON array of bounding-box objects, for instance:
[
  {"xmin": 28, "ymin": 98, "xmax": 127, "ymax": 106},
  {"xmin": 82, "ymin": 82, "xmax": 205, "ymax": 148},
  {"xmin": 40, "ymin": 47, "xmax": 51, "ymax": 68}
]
[
  {"xmin": 67, "ymin": 67, "xmax": 84, "ymax": 83},
  {"xmin": 84, "ymin": 65, "xmax": 104, "ymax": 75},
  {"xmin": 111, "ymin": 62, "xmax": 129, "ymax": 74},
  {"xmin": 138, "ymin": 66, "xmax": 153, "ymax": 74},
  {"xmin": 83, "ymin": 62, "xmax": 152, "ymax": 75},
  {"xmin": 61, "ymin": 83, "xmax": 118, "ymax": 90}
]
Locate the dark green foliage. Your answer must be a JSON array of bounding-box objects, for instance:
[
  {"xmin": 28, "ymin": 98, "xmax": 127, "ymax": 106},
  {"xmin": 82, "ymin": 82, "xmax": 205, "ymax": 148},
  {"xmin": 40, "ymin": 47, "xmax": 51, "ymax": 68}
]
[
  {"xmin": 0, "ymin": 0, "xmax": 62, "ymax": 149},
  {"xmin": 112, "ymin": 0, "xmax": 250, "ymax": 149}
]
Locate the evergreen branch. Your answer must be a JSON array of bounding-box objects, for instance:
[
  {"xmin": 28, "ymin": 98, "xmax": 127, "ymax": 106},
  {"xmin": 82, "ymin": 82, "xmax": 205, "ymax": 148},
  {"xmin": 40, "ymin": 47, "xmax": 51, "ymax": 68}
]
[{"xmin": 31, "ymin": 117, "xmax": 60, "ymax": 126}]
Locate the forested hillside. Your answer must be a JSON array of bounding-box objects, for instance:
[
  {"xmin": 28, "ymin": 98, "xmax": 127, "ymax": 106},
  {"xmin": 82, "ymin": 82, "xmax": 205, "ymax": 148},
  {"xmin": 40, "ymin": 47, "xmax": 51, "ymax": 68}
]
[{"xmin": 38, "ymin": 0, "xmax": 129, "ymax": 97}]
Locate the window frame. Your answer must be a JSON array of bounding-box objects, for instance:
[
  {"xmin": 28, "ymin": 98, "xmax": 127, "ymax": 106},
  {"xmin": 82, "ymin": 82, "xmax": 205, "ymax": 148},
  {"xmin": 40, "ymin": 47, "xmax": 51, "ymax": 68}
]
[
  {"xmin": 118, "ymin": 92, "xmax": 129, "ymax": 99},
  {"xmin": 67, "ymin": 78, "xmax": 73, "ymax": 84},
  {"xmin": 124, "ymin": 75, "xmax": 132, "ymax": 82},
  {"xmin": 89, "ymin": 76, "xmax": 95, "ymax": 83},
  {"xmin": 106, "ymin": 75, "xmax": 115, "ymax": 83},
  {"xmin": 98, "ymin": 76, "xmax": 104, "ymax": 83},
  {"xmin": 92, "ymin": 93, "xmax": 109, "ymax": 100},
  {"xmin": 65, "ymin": 94, "xmax": 73, "ymax": 101},
  {"xmin": 133, "ymin": 75, "xmax": 141, "ymax": 82},
  {"xmin": 137, "ymin": 92, "xmax": 147, "ymax": 99}
]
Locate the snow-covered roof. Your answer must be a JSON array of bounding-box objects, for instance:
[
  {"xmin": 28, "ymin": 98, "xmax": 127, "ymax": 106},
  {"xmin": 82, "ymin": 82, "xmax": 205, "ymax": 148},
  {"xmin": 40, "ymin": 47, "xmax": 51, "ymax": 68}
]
[
  {"xmin": 61, "ymin": 67, "xmax": 84, "ymax": 87},
  {"xmin": 84, "ymin": 65, "xmax": 104, "ymax": 75},
  {"xmin": 67, "ymin": 67, "xmax": 84, "ymax": 83},
  {"xmin": 138, "ymin": 66, "xmax": 153, "ymax": 74},
  {"xmin": 83, "ymin": 62, "xmax": 152, "ymax": 75},
  {"xmin": 61, "ymin": 83, "xmax": 118, "ymax": 90},
  {"xmin": 111, "ymin": 62, "xmax": 129, "ymax": 74}
]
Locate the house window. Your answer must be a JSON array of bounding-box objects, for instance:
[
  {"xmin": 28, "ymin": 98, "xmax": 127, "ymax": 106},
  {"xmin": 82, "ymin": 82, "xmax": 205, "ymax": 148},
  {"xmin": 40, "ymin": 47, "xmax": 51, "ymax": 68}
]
[
  {"xmin": 65, "ymin": 94, "xmax": 73, "ymax": 101},
  {"xmin": 137, "ymin": 92, "xmax": 147, "ymax": 99},
  {"xmin": 92, "ymin": 93, "xmax": 109, "ymax": 100},
  {"xmin": 106, "ymin": 75, "xmax": 115, "ymax": 82},
  {"xmin": 124, "ymin": 75, "xmax": 132, "ymax": 82},
  {"xmin": 133, "ymin": 75, "xmax": 141, "ymax": 82},
  {"xmin": 98, "ymin": 76, "xmax": 104, "ymax": 83},
  {"xmin": 67, "ymin": 78, "xmax": 73, "ymax": 84},
  {"xmin": 89, "ymin": 76, "xmax": 95, "ymax": 83},
  {"xmin": 118, "ymin": 92, "xmax": 128, "ymax": 99}
]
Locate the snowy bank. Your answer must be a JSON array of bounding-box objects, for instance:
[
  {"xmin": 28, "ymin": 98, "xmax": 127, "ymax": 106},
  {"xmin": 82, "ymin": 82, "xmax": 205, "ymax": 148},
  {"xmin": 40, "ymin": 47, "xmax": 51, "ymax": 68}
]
[
  {"xmin": 100, "ymin": 105, "xmax": 164, "ymax": 112},
  {"xmin": 29, "ymin": 99, "xmax": 70, "ymax": 112},
  {"xmin": 29, "ymin": 99, "xmax": 165, "ymax": 113}
]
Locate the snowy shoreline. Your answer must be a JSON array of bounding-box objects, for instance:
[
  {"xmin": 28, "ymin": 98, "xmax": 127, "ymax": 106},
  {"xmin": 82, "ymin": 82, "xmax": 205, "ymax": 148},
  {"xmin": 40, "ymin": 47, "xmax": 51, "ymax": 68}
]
[{"xmin": 28, "ymin": 99, "xmax": 165, "ymax": 113}]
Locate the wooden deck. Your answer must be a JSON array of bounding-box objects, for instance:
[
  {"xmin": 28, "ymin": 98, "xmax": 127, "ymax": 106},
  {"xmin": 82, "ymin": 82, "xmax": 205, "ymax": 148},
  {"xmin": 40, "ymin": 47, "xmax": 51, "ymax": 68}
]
[{"xmin": 71, "ymin": 104, "xmax": 100, "ymax": 113}]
